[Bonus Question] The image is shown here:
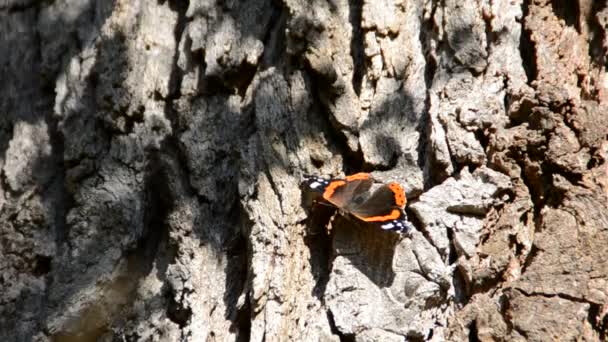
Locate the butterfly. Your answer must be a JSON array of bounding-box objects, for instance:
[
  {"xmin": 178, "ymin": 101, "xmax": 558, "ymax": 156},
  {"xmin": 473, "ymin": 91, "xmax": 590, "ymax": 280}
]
[{"xmin": 302, "ymin": 172, "xmax": 414, "ymax": 233}]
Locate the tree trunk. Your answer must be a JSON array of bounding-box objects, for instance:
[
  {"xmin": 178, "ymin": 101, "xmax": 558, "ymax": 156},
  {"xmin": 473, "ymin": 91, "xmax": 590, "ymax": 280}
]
[{"xmin": 1, "ymin": 0, "xmax": 607, "ymax": 341}]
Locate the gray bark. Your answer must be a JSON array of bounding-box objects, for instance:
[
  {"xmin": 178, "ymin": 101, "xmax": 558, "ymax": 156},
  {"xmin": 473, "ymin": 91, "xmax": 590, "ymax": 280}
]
[{"xmin": 1, "ymin": 0, "xmax": 607, "ymax": 341}]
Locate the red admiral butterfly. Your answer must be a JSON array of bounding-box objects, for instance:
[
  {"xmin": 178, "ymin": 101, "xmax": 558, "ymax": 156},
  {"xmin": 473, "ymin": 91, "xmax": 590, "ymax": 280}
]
[{"xmin": 303, "ymin": 173, "xmax": 413, "ymax": 233}]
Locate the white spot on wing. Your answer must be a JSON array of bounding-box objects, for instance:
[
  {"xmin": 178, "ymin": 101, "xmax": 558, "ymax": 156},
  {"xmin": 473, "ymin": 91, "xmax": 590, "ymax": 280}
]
[
  {"xmin": 381, "ymin": 222, "xmax": 395, "ymax": 230},
  {"xmin": 310, "ymin": 181, "xmax": 321, "ymax": 189}
]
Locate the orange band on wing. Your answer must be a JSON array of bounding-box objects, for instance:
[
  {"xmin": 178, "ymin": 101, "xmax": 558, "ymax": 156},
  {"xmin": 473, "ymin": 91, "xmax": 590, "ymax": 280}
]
[
  {"xmin": 358, "ymin": 209, "xmax": 401, "ymax": 222},
  {"xmin": 323, "ymin": 180, "xmax": 346, "ymax": 200},
  {"xmin": 345, "ymin": 173, "xmax": 370, "ymax": 181},
  {"xmin": 388, "ymin": 182, "xmax": 406, "ymax": 208}
]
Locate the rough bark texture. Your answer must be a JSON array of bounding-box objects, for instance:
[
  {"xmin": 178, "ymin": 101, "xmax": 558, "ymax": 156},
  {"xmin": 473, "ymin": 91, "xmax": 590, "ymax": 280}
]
[{"xmin": 1, "ymin": 0, "xmax": 607, "ymax": 341}]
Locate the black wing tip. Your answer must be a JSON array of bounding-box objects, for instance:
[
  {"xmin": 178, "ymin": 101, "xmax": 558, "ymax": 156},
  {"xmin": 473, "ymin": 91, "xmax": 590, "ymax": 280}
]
[
  {"xmin": 301, "ymin": 175, "xmax": 330, "ymax": 193},
  {"xmin": 379, "ymin": 210, "xmax": 415, "ymax": 235},
  {"xmin": 399, "ymin": 221, "xmax": 415, "ymax": 235}
]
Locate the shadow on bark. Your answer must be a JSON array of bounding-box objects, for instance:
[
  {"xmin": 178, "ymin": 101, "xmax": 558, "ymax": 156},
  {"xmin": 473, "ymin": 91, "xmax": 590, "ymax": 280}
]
[
  {"xmin": 0, "ymin": 1, "xmax": 118, "ymax": 340},
  {"xmin": 331, "ymin": 216, "xmax": 399, "ymax": 288}
]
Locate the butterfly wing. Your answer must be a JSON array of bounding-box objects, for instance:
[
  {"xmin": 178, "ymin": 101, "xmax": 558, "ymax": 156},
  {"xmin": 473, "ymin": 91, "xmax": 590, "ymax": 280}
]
[
  {"xmin": 302, "ymin": 173, "xmax": 374, "ymax": 209},
  {"xmin": 322, "ymin": 176, "xmax": 373, "ymax": 209},
  {"xmin": 375, "ymin": 208, "xmax": 414, "ymax": 233},
  {"xmin": 344, "ymin": 182, "xmax": 412, "ymax": 233},
  {"xmin": 302, "ymin": 175, "xmax": 331, "ymax": 194}
]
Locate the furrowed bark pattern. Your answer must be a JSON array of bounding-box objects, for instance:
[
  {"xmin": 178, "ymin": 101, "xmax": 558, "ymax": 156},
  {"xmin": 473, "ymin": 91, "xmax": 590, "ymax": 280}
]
[{"xmin": 0, "ymin": 0, "xmax": 606, "ymax": 341}]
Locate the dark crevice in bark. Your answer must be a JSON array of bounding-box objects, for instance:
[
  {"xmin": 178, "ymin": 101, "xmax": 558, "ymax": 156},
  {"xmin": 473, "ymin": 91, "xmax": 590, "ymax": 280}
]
[
  {"xmin": 514, "ymin": 287, "xmax": 593, "ymax": 305},
  {"xmin": 421, "ymin": 34, "xmax": 437, "ymax": 92},
  {"xmin": 310, "ymin": 156, "xmax": 325, "ymax": 168},
  {"xmin": 2, "ymin": 0, "xmax": 51, "ymax": 13},
  {"xmin": 519, "ymin": 243, "xmax": 539, "ymax": 275},
  {"xmin": 223, "ymin": 206, "xmax": 251, "ymax": 341},
  {"xmin": 42, "ymin": 79, "xmax": 73, "ymax": 337},
  {"xmin": 197, "ymin": 59, "xmax": 229, "ymax": 96},
  {"xmin": 453, "ymin": 263, "xmax": 469, "ymax": 304},
  {"xmin": 304, "ymin": 222, "xmax": 333, "ymax": 300},
  {"xmin": 166, "ymin": 289, "xmax": 193, "ymax": 328},
  {"xmin": 166, "ymin": 0, "xmax": 189, "ymax": 100},
  {"xmin": 435, "ymin": 0, "xmax": 455, "ymax": 71},
  {"xmin": 158, "ymin": 136, "xmax": 199, "ymax": 210},
  {"xmin": 403, "ymin": 202, "xmax": 422, "ymax": 234},
  {"xmin": 500, "ymin": 74, "xmax": 512, "ymax": 128},
  {"xmin": 326, "ymin": 309, "xmax": 356, "ymax": 342},
  {"xmin": 47, "ymin": 111, "xmax": 74, "ymax": 252},
  {"xmin": 32, "ymin": 255, "xmax": 52, "ymax": 276},
  {"xmin": 348, "ymin": 0, "xmax": 364, "ymax": 96},
  {"xmin": 227, "ymin": 62, "xmax": 259, "ymax": 98},
  {"xmin": 588, "ymin": 302, "xmax": 608, "ymax": 339},
  {"xmin": 260, "ymin": 1, "xmax": 285, "ymax": 68},
  {"xmin": 587, "ymin": 144, "xmax": 606, "ymax": 169},
  {"xmin": 512, "ymin": 325, "xmax": 528, "ymax": 339},
  {"xmin": 588, "ymin": 1, "xmax": 607, "ymax": 68},
  {"xmin": 445, "ymin": 223, "xmax": 458, "ymax": 264},
  {"xmin": 406, "ymin": 334, "xmax": 425, "ymax": 342},
  {"xmin": 467, "ymin": 320, "xmax": 480, "ymax": 342},
  {"xmin": 475, "ymin": 127, "xmax": 491, "ymax": 154},
  {"xmin": 141, "ymin": 150, "xmax": 177, "ymax": 266},
  {"xmin": 162, "ymin": 0, "xmax": 189, "ymax": 33},
  {"xmin": 418, "ymin": 6, "xmax": 437, "ymax": 190},
  {"xmin": 301, "ymin": 171, "xmax": 336, "ymax": 299},
  {"xmin": 519, "ymin": 2, "xmax": 537, "ymax": 84},
  {"xmin": 0, "ymin": 123, "xmax": 12, "ymax": 196},
  {"xmin": 500, "ymin": 293, "xmax": 515, "ymax": 335},
  {"xmin": 414, "ymin": 111, "xmax": 431, "ymax": 186},
  {"xmin": 550, "ymin": 0, "xmax": 580, "ymax": 31},
  {"xmin": 234, "ymin": 291, "xmax": 251, "ymax": 342},
  {"xmin": 222, "ymin": 208, "xmax": 253, "ymax": 342},
  {"xmin": 404, "ymin": 330, "xmax": 422, "ymax": 342},
  {"xmin": 481, "ymin": 2, "xmax": 494, "ymax": 72}
]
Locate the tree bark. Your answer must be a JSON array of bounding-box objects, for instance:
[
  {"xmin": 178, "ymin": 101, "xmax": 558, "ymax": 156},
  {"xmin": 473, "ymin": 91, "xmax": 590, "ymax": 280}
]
[{"xmin": 1, "ymin": 0, "xmax": 607, "ymax": 341}]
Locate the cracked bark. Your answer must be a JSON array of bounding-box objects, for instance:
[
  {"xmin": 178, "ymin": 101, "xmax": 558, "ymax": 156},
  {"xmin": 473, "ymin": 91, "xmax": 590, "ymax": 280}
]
[{"xmin": 1, "ymin": 0, "xmax": 607, "ymax": 341}]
